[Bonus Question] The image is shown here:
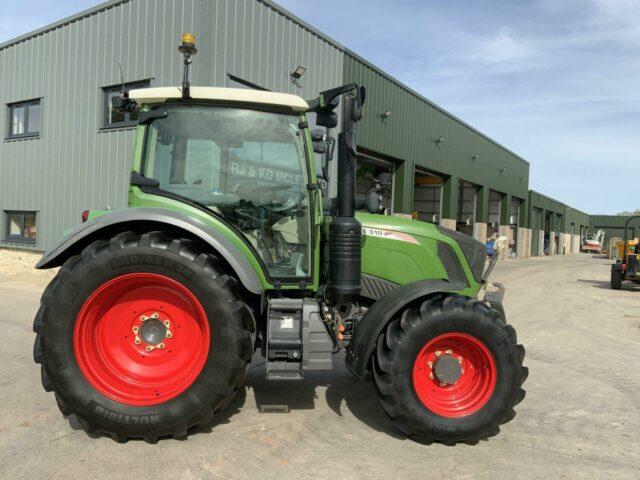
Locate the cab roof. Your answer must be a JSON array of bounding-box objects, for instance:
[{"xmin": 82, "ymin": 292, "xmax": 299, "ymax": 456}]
[{"xmin": 128, "ymin": 86, "xmax": 309, "ymax": 112}]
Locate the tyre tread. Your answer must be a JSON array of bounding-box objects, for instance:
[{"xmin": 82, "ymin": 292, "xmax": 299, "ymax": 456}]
[
  {"xmin": 33, "ymin": 232, "xmax": 254, "ymax": 443},
  {"xmin": 372, "ymin": 294, "xmax": 527, "ymax": 444}
]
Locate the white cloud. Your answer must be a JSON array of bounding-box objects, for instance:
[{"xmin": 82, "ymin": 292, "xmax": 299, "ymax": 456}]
[{"xmin": 471, "ymin": 29, "xmax": 539, "ymax": 66}]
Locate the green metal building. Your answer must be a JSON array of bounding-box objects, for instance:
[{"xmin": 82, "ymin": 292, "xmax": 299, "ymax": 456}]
[
  {"xmin": 525, "ymin": 191, "xmax": 590, "ymax": 256},
  {"xmin": 590, "ymin": 215, "xmax": 640, "ymax": 243},
  {"xmin": 0, "ymin": 0, "xmax": 617, "ymax": 258}
]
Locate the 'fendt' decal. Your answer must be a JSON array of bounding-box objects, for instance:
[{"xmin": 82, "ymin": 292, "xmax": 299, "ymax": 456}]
[{"xmin": 362, "ymin": 227, "xmax": 420, "ymax": 245}]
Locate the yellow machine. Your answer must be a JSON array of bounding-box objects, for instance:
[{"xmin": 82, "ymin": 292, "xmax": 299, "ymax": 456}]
[{"xmin": 611, "ymin": 216, "xmax": 640, "ymax": 290}]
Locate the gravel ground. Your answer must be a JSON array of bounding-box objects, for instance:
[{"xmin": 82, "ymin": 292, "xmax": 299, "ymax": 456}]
[
  {"xmin": 0, "ymin": 248, "xmax": 54, "ymax": 278},
  {"xmin": 0, "ymin": 253, "xmax": 638, "ymax": 479}
]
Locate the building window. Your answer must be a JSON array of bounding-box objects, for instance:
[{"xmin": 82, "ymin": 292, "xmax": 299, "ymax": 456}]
[
  {"xmin": 102, "ymin": 80, "xmax": 150, "ymax": 128},
  {"xmin": 7, "ymin": 99, "xmax": 41, "ymax": 139},
  {"xmin": 4, "ymin": 211, "xmax": 37, "ymax": 244}
]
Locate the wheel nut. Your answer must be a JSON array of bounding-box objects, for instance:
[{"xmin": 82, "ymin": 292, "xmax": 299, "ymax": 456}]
[
  {"xmin": 445, "ymin": 349, "xmax": 453, "ymax": 355},
  {"xmin": 140, "ymin": 315, "xmax": 147, "ymax": 321},
  {"xmin": 152, "ymin": 313, "xmax": 159, "ymax": 319},
  {"xmin": 166, "ymin": 331, "xmax": 173, "ymax": 339},
  {"xmin": 458, "ymin": 356, "xmax": 462, "ymax": 363},
  {"xmin": 157, "ymin": 343, "xmax": 165, "ymax": 349},
  {"xmin": 427, "ymin": 361, "xmax": 433, "ymax": 368},
  {"xmin": 145, "ymin": 345, "xmax": 153, "ymax": 352},
  {"xmin": 429, "ymin": 372, "xmax": 434, "ymax": 379},
  {"xmin": 435, "ymin": 351, "xmax": 441, "ymax": 357},
  {"xmin": 163, "ymin": 320, "xmax": 170, "ymax": 327},
  {"xmin": 132, "ymin": 326, "xmax": 139, "ymax": 333}
]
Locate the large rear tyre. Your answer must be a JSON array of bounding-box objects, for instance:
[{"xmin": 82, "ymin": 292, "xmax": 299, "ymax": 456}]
[
  {"xmin": 33, "ymin": 231, "xmax": 255, "ymax": 442},
  {"xmin": 372, "ymin": 294, "xmax": 527, "ymax": 444},
  {"xmin": 611, "ymin": 266, "xmax": 623, "ymax": 290}
]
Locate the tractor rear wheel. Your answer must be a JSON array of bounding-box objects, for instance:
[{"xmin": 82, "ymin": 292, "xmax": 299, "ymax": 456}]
[
  {"xmin": 372, "ymin": 294, "xmax": 527, "ymax": 444},
  {"xmin": 611, "ymin": 266, "xmax": 623, "ymax": 290},
  {"xmin": 33, "ymin": 231, "xmax": 254, "ymax": 442}
]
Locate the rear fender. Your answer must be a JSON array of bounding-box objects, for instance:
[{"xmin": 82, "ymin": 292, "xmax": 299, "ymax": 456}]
[
  {"xmin": 35, "ymin": 208, "xmax": 264, "ymax": 295},
  {"xmin": 346, "ymin": 279, "xmax": 466, "ymax": 379}
]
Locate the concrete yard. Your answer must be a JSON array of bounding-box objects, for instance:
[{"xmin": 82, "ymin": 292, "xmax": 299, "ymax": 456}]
[{"xmin": 0, "ymin": 254, "xmax": 638, "ymax": 480}]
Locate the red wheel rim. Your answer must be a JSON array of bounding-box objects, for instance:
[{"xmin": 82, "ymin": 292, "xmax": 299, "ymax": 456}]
[
  {"xmin": 74, "ymin": 273, "xmax": 210, "ymax": 406},
  {"xmin": 412, "ymin": 333, "xmax": 496, "ymax": 418}
]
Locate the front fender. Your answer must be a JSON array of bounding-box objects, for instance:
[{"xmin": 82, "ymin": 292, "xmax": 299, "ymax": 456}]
[
  {"xmin": 346, "ymin": 279, "xmax": 466, "ymax": 379},
  {"xmin": 36, "ymin": 207, "xmax": 264, "ymax": 295}
]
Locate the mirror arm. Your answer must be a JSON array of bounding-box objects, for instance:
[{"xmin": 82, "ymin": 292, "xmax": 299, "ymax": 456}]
[{"xmin": 325, "ymin": 137, "xmax": 336, "ymax": 162}]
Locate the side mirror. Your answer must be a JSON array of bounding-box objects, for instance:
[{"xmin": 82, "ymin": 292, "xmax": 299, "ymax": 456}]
[
  {"xmin": 111, "ymin": 95, "xmax": 138, "ymax": 113},
  {"xmin": 316, "ymin": 111, "xmax": 338, "ymax": 129},
  {"xmin": 311, "ymin": 128, "xmax": 326, "ymax": 142}
]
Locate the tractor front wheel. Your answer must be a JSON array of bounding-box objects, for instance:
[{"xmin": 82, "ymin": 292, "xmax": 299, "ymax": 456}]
[
  {"xmin": 33, "ymin": 231, "xmax": 254, "ymax": 442},
  {"xmin": 372, "ymin": 294, "xmax": 527, "ymax": 444}
]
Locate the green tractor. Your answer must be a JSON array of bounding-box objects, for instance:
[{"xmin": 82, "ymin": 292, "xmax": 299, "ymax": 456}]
[{"xmin": 33, "ymin": 34, "xmax": 526, "ymax": 444}]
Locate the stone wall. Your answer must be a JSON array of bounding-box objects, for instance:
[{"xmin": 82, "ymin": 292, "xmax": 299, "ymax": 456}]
[
  {"xmin": 439, "ymin": 218, "xmax": 457, "ymax": 230},
  {"xmin": 473, "ymin": 222, "xmax": 488, "ymax": 244},
  {"xmin": 571, "ymin": 235, "xmax": 581, "ymax": 253},
  {"xmin": 518, "ymin": 228, "xmax": 531, "ymax": 258},
  {"xmin": 498, "ymin": 225, "xmax": 511, "ymax": 260}
]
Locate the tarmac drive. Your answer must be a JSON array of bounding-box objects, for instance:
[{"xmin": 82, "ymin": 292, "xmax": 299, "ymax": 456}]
[{"xmin": 0, "ymin": 253, "xmax": 638, "ymax": 479}]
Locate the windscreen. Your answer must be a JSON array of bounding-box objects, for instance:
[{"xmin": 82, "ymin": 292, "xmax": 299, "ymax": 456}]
[{"xmin": 143, "ymin": 105, "xmax": 311, "ymax": 279}]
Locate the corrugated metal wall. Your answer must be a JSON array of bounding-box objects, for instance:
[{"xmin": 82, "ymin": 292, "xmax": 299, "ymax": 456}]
[
  {"xmin": 0, "ymin": 0, "xmax": 343, "ymax": 251},
  {"xmin": 342, "ymin": 55, "xmax": 530, "ymax": 214},
  {"xmin": 590, "ymin": 215, "xmax": 640, "ymax": 241},
  {"xmin": 526, "ymin": 191, "xmax": 589, "ymax": 236},
  {"xmin": 0, "ymin": 0, "xmax": 200, "ymax": 250},
  {"xmin": 565, "ymin": 207, "xmax": 589, "ymax": 232},
  {"xmin": 527, "ymin": 191, "xmax": 565, "ymax": 233},
  {"xmin": 207, "ymin": 0, "xmax": 344, "ymax": 98}
]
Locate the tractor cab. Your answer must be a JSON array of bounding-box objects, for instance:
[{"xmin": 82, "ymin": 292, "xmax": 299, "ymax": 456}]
[{"xmin": 129, "ymin": 87, "xmax": 315, "ymax": 279}]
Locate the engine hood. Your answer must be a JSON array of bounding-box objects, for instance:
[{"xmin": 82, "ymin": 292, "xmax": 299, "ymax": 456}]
[
  {"xmin": 354, "ymin": 212, "xmax": 483, "ymax": 297},
  {"xmin": 356, "ymin": 212, "xmax": 439, "ymax": 241}
]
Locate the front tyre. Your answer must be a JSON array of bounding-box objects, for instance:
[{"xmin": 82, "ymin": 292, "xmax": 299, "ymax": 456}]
[
  {"xmin": 372, "ymin": 294, "xmax": 527, "ymax": 444},
  {"xmin": 611, "ymin": 265, "xmax": 623, "ymax": 290},
  {"xmin": 33, "ymin": 231, "xmax": 255, "ymax": 442}
]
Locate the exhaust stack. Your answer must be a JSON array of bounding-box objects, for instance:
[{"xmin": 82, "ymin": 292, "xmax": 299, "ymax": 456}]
[{"xmin": 327, "ymin": 87, "xmax": 365, "ymax": 304}]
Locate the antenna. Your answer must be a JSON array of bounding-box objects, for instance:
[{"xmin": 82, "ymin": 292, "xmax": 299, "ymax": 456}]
[
  {"xmin": 118, "ymin": 62, "xmax": 128, "ymax": 98},
  {"xmin": 110, "ymin": 62, "xmax": 137, "ymax": 113}
]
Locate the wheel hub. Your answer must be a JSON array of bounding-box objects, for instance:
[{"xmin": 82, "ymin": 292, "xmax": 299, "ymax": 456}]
[
  {"xmin": 131, "ymin": 313, "xmax": 173, "ymax": 351},
  {"xmin": 140, "ymin": 318, "xmax": 167, "ymax": 345},
  {"xmin": 433, "ymin": 354, "xmax": 463, "ymax": 384}
]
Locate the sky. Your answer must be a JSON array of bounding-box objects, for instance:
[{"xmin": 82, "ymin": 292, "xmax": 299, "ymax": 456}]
[{"xmin": 1, "ymin": 0, "xmax": 638, "ymax": 214}]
